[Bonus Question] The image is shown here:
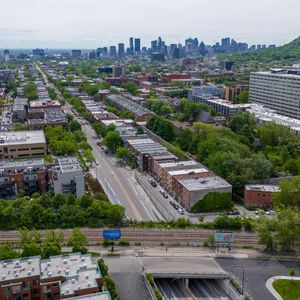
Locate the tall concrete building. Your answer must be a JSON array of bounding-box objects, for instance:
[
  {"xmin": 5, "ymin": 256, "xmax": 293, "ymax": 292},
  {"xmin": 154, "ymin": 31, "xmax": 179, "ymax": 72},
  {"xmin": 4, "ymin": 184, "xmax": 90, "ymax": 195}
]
[
  {"xmin": 249, "ymin": 68, "xmax": 300, "ymax": 119},
  {"xmin": 118, "ymin": 43, "xmax": 125, "ymax": 56},
  {"xmin": 129, "ymin": 37, "xmax": 134, "ymax": 54}
]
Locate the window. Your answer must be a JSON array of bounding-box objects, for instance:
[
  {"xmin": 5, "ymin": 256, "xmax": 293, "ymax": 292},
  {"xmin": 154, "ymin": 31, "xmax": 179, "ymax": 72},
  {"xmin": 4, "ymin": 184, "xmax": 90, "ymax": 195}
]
[
  {"xmin": 12, "ymin": 285, "xmax": 20, "ymax": 294},
  {"xmin": 33, "ymin": 280, "xmax": 40, "ymax": 286},
  {"xmin": 22, "ymin": 281, "xmax": 30, "ymax": 289}
]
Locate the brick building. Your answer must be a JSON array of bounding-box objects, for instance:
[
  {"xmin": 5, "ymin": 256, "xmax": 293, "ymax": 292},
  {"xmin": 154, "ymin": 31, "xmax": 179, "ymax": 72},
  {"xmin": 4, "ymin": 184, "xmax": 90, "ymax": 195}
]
[
  {"xmin": 244, "ymin": 185, "xmax": 281, "ymax": 208},
  {"xmin": 0, "ymin": 253, "xmax": 110, "ymax": 300},
  {"xmin": 0, "ymin": 159, "xmax": 47, "ymax": 197}
]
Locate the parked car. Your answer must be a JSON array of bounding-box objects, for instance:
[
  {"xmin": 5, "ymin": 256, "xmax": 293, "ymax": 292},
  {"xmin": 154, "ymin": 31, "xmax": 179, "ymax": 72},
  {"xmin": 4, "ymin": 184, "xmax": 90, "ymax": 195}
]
[
  {"xmin": 150, "ymin": 180, "xmax": 157, "ymax": 187},
  {"xmin": 162, "ymin": 191, "xmax": 168, "ymax": 198},
  {"xmin": 177, "ymin": 208, "xmax": 185, "ymax": 215},
  {"xmin": 227, "ymin": 210, "xmax": 240, "ymax": 216}
]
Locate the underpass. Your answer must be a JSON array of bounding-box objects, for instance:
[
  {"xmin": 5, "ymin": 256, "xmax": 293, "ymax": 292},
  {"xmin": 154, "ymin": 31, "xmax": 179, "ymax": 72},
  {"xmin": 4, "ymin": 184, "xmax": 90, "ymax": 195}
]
[{"xmin": 142, "ymin": 257, "xmax": 232, "ymax": 300}]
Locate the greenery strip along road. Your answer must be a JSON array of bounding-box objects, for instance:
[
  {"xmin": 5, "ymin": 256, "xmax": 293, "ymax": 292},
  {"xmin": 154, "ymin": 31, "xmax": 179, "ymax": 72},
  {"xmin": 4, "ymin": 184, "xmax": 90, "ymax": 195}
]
[{"xmin": 0, "ymin": 228, "xmax": 259, "ymax": 246}]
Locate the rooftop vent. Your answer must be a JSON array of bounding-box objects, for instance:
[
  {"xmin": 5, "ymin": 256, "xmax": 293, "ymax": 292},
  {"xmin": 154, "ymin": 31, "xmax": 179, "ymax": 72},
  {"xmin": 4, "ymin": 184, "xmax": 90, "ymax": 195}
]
[
  {"xmin": 85, "ymin": 274, "xmax": 89, "ymax": 279},
  {"xmin": 28, "ymin": 259, "xmax": 32, "ymax": 264},
  {"xmin": 27, "ymin": 271, "xmax": 31, "ymax": 276},
  {"xmin": 72, "ymin": 279, "xmax": 75, "ymax": 284},
  {"xmin": 3, "ymin": 263, "xmax": 7, "ymax": 268},
  {"xmin": 48, "ymin": 272, "xmax": 52, "ymax": 277}
]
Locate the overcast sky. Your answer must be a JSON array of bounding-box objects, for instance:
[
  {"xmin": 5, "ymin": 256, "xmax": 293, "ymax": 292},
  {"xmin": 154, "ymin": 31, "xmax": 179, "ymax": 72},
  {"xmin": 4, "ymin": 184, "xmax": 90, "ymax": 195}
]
[{"xmin": 1, "ymin": 0, "xmax": 300, "ymax": 49}]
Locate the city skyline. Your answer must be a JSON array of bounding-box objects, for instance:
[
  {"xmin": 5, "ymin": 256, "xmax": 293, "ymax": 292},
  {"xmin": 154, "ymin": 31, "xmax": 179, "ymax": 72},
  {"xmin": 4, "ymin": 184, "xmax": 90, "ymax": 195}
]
[{"xmin": 1, "ymin": 0, "xmax": 300, "ymax": 48}]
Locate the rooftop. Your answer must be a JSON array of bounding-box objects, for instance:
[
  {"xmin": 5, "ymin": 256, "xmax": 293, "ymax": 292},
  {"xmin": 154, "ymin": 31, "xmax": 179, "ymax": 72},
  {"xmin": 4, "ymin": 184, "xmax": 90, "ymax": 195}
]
[
  {"xmin": 106, "ymin": 94, "xmax": 153, "ymax": 117},
  {"xmin": 57, "ymin": 156, "xmax": 83, "ymax": 174},
  {"xmin": 0, "ymin": 158, "xmax": 44, "ymax": 170},
  {"xmin": 41, "ymin": 253, "xmax": 100, "ymax": 297},
  {"xmin": 0, "ymin": 256, "xmax": 41, "ymax": 281},
  {"xmin": 178, "ymin": 176, "xmax": 231, "ymax": 191},
  {"xmin": 168, "ymin": 168, "xmax": 208, "ymax": 176},
  {"xmin": 0, "ymin": 131, "xmax": 46, "ymax": 146},
  {"xmin": 245, "ymin": 185, "xmax": 281, "ymax": 193}
]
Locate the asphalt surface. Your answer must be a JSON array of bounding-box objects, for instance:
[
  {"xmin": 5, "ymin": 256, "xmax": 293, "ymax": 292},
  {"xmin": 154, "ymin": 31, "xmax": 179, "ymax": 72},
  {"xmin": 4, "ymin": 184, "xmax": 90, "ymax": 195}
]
[
  {"xmin": 216, "ymin": 258, "xmax": 300, "ymax": 300},
  {"xmin": 104, "ymin": 256, "xmax": 151, "ymax": 300},
  {"xmin": 81, "ymin": 122, "xmax": 163, "ymax": 221}
]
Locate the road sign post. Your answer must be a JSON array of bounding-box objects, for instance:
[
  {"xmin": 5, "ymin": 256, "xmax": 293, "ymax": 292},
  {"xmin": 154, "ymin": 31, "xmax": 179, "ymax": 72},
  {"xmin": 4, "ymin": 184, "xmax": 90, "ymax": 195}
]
[{"xmin": 103, "ymin": 230, "xmax": 121, "ymax": 253}]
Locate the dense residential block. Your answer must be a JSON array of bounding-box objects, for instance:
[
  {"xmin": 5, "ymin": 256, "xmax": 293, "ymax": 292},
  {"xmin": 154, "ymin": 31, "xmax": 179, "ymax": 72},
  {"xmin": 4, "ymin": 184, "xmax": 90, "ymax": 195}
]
[{"xmin": 0, "ymin": 253, "xmax": 110, "ymax": 300}]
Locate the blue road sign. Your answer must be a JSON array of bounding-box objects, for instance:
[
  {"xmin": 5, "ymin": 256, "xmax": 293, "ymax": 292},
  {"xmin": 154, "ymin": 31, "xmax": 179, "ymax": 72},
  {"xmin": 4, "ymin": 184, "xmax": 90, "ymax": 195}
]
[{"xmin": 103, "ymin": 229, "xmax": 121, "ymax": 240}]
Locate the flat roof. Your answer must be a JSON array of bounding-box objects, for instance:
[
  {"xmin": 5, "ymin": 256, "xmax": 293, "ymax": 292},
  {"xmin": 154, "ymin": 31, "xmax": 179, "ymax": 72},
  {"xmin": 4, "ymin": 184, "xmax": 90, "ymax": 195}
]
[
  {"xmin": 245, "ymin": 185, "xmax": 281, "ymax": 192},
  {"xmin": 0, "ymin": 158, "xmax": 44, "ymax": 170},
  {"xmin": 159, "ymin": 161, "xmax": 198, "ymax": 169},
  {"xmin": 0, "ymin": 131, "xmax": 46, "ymax": 146},
  {"xmin": 41, "ymin": 253, "xmax": 100, "ymax": 297},
  {"xmin": 58, "ymin": 156, "xmax": 83, "ymax": 173},
  {"xmin": 179, "ymin": 176, "xmax": 231, "ymax": 191},
  {"xmin": 169, "ymin": 168, "xmax": 208, "ymax": 176},
  {"xmin": 0, "ymin": 257, "xmax": 41, "ymax": 281}
]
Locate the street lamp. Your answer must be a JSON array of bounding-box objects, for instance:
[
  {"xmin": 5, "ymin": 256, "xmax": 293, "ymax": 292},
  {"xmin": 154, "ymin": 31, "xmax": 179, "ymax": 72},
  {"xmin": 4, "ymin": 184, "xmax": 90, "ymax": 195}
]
[{"xmin": 231, "ymin": 265, "xmax": 245, "ymax": 295}]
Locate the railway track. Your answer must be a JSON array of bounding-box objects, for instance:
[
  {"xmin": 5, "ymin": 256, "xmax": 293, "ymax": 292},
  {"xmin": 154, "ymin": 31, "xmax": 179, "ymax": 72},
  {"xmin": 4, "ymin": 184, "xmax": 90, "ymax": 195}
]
[{"xmin": 0, "ymin": 228, "xmax": 259, "ymax": 246}]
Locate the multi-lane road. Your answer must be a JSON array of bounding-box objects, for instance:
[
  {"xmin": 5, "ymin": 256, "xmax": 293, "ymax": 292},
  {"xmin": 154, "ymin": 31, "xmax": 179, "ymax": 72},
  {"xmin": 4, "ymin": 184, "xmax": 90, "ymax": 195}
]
[{"xmin": 36, "ymin": 63, "xmax": 163, "ymax": 221}]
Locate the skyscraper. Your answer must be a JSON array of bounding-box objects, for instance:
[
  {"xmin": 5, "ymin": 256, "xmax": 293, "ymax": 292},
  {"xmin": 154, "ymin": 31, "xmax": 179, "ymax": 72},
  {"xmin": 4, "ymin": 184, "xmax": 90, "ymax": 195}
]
[
  {"xmin": 118, "ymin": 43, "xmax": 125, "ymax": 56},
  {"xmin": 129, "ymin": 37, "xmax": 134, "ymax": 54},
  {"xmin": 134, "ymin": 38, "xmax": 141, "ymax": 53},
  {"xmin": 3, "ymin": 50, "xmax": 9, "ymax": 62},
  {"xmin": 109, "ymin": 46, "xmax": 117, "ymax": 56}
]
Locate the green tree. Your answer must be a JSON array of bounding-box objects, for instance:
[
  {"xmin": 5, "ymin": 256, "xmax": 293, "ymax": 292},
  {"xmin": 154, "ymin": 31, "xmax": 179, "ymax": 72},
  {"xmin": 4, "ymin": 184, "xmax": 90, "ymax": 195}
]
[
  {"xmin": 69, "ymin": 120, "xmax": 82, "ymax": 132},
  {"xmin": 103, "ymin": 131, "xmax": 121, "ymax": 152},
  {"xmin": 273, "ymin": 178, "xmax": 300, "ymax": 208},
  {"xmin": 0, "ymin": 244, "xmax": 18, "ymax": 260},
  {"xmin": 234, "ymin": 90, "xmax": 249, "ymax": 103},
  {"xmin": 19, "ymin": 229, "xmax": 42, "ymax": 257},
  {"xmin": 146, "ymin": 115, "xmax": 175, "ymax": 142},
  {"xmin": 67, "ymin": 228, "xmax": 88, "ymax": 254},
  {"xmin": 229, "ymin": 112, "xmax": 256, "ymax": 133},
  {"xmin": 115, "ymin": 146, "xmax": 130, "ymax": 161},
  {"xmin": 289, "ymin": 268, "xmax": 296, "ymax": 281},
  {"xmin": 42, "ymin": 230, "xmax": 64, "ymax": 258}
]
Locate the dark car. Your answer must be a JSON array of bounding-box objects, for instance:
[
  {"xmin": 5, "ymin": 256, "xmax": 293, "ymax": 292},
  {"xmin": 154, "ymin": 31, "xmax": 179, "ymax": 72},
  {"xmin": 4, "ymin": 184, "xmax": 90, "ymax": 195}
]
[{"xmin": 150, "ymin": 180, "xmax": 157, "ymax": 187}]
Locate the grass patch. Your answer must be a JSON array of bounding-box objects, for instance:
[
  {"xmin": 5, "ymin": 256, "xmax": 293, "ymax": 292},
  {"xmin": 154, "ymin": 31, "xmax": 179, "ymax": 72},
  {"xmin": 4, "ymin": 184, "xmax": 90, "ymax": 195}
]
[{"xmin": 273, "ymin": 279, "xmax": 300, "ymax": 300}]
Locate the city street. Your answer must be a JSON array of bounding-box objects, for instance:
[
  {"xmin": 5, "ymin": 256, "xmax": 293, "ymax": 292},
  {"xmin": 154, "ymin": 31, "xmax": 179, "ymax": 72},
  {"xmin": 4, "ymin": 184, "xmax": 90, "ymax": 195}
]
[
  {"xmin": 36, "ymin": 63, "xmax": 164, "ymax": 222},
  {"xmin": 81, "ymin": 122, "xmax": 164, "ymax": 221},
  {"xmin": 216, "ymin": 258, "xmax": 300, "ymax": 300}
]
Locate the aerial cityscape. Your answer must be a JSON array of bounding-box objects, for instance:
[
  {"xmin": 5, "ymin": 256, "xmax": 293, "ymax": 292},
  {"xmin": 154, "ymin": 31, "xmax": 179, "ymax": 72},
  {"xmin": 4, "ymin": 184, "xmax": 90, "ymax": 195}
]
[{"xmin": 0, "ymin": 1, "xmax": 300, "ymax": 300}]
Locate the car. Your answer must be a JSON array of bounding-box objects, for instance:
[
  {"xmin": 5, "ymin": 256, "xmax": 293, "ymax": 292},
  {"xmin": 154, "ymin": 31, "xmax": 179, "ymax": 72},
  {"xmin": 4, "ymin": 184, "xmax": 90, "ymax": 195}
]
[
  {"xmin": 227, "ymin": 210, "xmax": 240, "ymax": 216},
  {"xmin": 169, "ymin": 200, "xmax": 175, "ymax": 206},
  {"xmin": 97, "ymin": 142, "xmax": 101, "ymax": 146},
  {"xmin": 95, "ymin": 160, "xmax": 99, "ymax": 165},
  {"xmin": 177, "ymin": 208, "xmax": 185, "ymax": 215},
  {"xmin": 174, "ymin": 204, "xmax": 179, "ymax": 210},
  {"xmin": 150, "ymin": 180, "xmax": 157, "ymax": 187},
  {"xmin": 162, "ymin": 191, "xmax": 168, "ymax": 198},
  {"xmin": 266, "ymin": 210, "xmax": 276, "ymax": 215},
  {"xmin": 159, "ymin": 189, "xmax": 165, "ymax": 195}
]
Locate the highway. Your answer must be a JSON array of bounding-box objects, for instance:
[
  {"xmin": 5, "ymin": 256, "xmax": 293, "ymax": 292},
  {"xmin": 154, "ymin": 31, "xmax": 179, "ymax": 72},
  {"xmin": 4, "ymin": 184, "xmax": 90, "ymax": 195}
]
[{"xmin": 35, "ymin": 62, "xmax": 164, "ymax": 221}]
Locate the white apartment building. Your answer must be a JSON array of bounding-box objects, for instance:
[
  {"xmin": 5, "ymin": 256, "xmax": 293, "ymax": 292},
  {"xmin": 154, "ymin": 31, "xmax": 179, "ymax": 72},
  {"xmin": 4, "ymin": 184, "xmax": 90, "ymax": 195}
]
[{"xmin": 249, "ymin": 68, "xmax": 300, "ymax": 119}]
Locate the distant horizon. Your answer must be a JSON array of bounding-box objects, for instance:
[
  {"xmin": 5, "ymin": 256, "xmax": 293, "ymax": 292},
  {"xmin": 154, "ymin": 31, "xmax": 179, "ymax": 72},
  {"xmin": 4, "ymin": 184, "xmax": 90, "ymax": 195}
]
[
  {"xmin": 0, "ymin": 34, "xmax": 297, "ymax": 51},
  {"xmin": 1, "ymin": 0, "xmax": 300, "ymax": 49}
]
